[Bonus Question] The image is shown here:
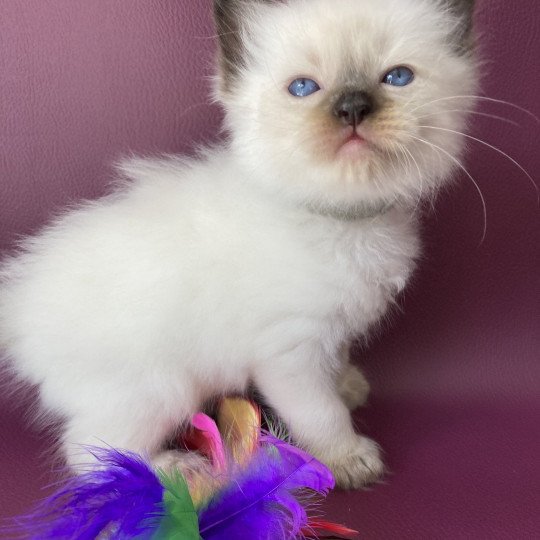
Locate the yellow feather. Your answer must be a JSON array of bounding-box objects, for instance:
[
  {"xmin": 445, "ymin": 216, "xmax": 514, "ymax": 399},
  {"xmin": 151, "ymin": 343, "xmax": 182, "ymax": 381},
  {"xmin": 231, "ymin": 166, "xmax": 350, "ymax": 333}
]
[{"xmin": 217, "ymin": 398, "xmax": 261, "ymax": 465}]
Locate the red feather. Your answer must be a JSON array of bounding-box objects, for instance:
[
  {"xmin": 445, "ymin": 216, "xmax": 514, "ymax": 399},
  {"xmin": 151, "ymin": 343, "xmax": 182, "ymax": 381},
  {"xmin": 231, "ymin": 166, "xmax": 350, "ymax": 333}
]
[{"xmin": 303, "ymin": 519, "xmax": 359, "ymax": 539}]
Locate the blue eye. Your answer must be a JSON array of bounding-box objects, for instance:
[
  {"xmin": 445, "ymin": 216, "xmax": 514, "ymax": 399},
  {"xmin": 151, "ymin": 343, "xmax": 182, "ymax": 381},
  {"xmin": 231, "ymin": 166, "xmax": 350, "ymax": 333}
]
[
  {"xmin": 382, "ymin": 66, "xmax": 414, "ymax": 87},
  {"xmin": 288, "ymin": 78, "xmax": 321, "ymax": 97}
]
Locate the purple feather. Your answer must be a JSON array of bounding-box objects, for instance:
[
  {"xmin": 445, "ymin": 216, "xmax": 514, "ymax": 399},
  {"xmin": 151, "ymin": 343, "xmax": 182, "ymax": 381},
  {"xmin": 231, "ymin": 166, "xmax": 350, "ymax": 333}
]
[
  {"xmin": 6, "ymin": 448, "xmax": 164, "ymax": 540},
  {"xmin": 262, "ymin": 435, "xmax": 335, "ymax": 493},
  {"xmin": 198, "ymin": 436, "xmax": 335, "ymax": 540}
]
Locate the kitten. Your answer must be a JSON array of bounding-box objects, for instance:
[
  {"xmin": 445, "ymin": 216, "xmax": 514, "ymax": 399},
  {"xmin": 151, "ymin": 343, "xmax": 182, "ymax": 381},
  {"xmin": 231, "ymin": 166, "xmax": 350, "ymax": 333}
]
[{"xmin": 0, "ymin": 0, "xmax": 477, "ymax": 489}]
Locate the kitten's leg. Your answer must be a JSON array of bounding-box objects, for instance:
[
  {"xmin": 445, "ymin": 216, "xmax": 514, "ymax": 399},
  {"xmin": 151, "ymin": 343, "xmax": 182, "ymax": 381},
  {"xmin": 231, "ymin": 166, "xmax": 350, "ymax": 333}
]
[
  {"xmin": 338, "ymin": 345, "xmax": 370, "ymax": 410},
  {"xmin": 255, "ymin": 345, "xmax": 384, "ymax": 489}
]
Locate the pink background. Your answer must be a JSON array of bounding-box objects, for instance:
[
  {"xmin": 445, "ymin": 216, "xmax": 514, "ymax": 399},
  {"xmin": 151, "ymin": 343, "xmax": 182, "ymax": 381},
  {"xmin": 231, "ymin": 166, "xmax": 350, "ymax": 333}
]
[{"xmin": 1, "ymin": 1, "xmax": 539, "ymax": 537}]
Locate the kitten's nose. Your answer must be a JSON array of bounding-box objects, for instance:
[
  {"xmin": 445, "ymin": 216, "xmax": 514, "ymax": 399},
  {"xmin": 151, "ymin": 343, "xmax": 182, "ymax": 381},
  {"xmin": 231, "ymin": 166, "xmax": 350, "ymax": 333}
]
[{"xmin": 333, "ymin": 91, "xmax": 374, "ymax": 127}]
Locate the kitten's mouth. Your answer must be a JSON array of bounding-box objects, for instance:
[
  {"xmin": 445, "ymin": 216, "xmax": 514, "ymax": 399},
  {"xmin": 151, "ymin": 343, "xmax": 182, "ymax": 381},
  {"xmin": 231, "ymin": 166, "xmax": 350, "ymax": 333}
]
[{"xmin": 337, "ymin": 129, "xmax": 371, "ymax": 158}]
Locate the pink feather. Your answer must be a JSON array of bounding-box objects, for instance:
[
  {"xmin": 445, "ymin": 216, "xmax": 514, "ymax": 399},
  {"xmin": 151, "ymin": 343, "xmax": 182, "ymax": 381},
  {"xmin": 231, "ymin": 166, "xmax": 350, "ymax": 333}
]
[{"xmin": 190, "ymin": 413, "xmax": 227, "ymax": 472}]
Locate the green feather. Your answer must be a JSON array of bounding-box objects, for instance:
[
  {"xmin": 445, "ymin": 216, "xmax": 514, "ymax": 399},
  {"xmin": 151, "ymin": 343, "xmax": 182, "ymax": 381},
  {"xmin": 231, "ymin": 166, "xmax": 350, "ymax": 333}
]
[{"xmin": 153, "ymin": 469, "xmax": 202, "ymax": 540}]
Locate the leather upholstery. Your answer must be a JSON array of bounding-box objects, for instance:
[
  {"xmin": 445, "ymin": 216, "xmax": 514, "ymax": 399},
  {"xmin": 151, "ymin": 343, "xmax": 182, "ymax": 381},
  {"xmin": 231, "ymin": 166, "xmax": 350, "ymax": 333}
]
[{"xmin": 1, "ymin": 1, "xmax": 538, "ymax": 537}]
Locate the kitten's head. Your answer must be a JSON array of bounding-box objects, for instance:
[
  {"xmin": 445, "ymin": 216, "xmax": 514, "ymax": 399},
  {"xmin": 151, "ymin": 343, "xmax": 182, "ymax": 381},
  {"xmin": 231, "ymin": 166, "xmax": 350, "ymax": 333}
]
[{"xmin": 213, "ymin": 0, "xmax": 478, "ymax": 213}]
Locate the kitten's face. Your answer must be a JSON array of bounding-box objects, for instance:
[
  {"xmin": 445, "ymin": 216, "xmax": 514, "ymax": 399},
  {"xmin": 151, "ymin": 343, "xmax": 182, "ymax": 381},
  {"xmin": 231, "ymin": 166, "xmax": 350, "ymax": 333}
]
[{"xmin": 215, "ymin": 0, "xmax": 478, "ymax": 211}]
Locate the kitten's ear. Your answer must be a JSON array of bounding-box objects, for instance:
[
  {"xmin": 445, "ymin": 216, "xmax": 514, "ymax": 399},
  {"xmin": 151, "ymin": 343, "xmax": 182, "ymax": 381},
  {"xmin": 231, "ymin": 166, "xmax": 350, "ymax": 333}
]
[
  {"xmin": 213, "ymin": 0, "xmax": 279, "ymax": 93},
  {"xmin": 445, "ymin": 0, "xmax": 476, "ymax": 53}
]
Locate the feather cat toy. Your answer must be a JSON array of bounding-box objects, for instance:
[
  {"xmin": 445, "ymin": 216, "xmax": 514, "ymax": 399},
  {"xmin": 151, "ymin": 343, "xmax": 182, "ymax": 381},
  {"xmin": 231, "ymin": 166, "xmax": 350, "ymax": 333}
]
[{"xmin": 7, "ymin": 399, "xmax": 358, "ymax": 539}]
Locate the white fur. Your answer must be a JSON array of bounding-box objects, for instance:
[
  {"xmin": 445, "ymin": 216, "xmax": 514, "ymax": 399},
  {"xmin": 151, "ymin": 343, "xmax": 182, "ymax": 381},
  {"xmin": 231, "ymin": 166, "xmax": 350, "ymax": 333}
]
[{"xmin": 0, "ymin": 0, "xmax": 476, "ymax": 488}]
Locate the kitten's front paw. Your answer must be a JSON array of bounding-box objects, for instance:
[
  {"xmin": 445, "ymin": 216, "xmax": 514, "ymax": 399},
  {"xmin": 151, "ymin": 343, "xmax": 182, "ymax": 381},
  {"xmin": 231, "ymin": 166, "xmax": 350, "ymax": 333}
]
[
  {"xmin": 338, "ymin": 364, "xmax": 370, "ymax": 410},
  {"xmin": 153, "ymin": 450, "xmax": 221, "ymax": 501},
  {"xmin": 152, "ymin": 450, "xmax": 212, "ymax": 482},
  {"xmin": 325, "ymin": 436, "xmax": 384, "ymax": 489}
]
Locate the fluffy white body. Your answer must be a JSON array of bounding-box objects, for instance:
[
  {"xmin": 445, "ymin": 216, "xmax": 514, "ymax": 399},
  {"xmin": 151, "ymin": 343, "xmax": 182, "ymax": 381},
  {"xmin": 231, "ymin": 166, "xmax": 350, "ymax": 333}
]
[
  {"xmin": 1, "ymin": 153, "xmax": 417, "ymax": 485},
  {"xmin": 0, "ymin": 0, "xmax": 476, "ymax": 488}
]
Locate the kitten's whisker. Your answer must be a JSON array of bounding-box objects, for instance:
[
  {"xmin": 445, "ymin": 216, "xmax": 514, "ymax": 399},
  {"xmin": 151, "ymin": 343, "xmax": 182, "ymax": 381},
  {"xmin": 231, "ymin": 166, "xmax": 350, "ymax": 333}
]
[
  {"xmin": 391, "ymin": 153, "xmax": 407, "ymax": 202},
  {"xmin": 409, "ymin": 95, "xmax": 539, "ymax": 124},
  {"xmin": 194, "ymin": 31, "xmax": 240, "ymax": 40},
  {"xmin": 417, "ymin": 125, "xmax": 539, "ymax": 202},
  {"xmin": 176, "ymin": 101, "xmax": 211, "ymax": 121},
  {"xmin": 395, "ymin": 143, "xmax": 412, "ymax": 175},
  {"xmin": 402, "ymin": 145, "xmax": 423, "ymax": 184},
  {"xmin": 399, "ymin": 144, "xmax": 424, "ymax": 215},
  {"xmin": 407, "ymin": 133, "xmax": 488, "ymax": 244},
  {"xmin": 417, "ymin": 109, "xmax": 520, "ymax": 127}
]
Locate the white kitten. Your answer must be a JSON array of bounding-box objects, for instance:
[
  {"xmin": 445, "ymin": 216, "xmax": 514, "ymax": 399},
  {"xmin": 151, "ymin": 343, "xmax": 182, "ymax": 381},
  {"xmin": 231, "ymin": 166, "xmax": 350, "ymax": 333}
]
[{"xmin": 0, "ymin": 0, "xmax": 477, "ymax": 488}]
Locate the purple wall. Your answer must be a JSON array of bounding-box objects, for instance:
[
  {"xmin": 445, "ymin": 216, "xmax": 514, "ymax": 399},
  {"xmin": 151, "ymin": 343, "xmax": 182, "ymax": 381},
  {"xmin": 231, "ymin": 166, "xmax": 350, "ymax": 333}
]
[
  {"xmin": 1, "ymin": 1, "xmax": 539, "ymax": 537},
  {"xmin": 0, "ymin": 0, "xmax": 220, "ymax": 250}
]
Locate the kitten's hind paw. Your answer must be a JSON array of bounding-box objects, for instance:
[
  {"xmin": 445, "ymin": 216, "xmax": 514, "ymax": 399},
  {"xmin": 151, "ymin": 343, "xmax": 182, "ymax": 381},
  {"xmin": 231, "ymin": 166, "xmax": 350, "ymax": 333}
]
[{"xmin": 338, "ymin": 364, "xmax": 370, "ymax": 410}]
